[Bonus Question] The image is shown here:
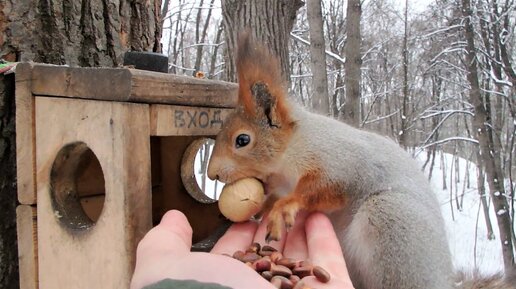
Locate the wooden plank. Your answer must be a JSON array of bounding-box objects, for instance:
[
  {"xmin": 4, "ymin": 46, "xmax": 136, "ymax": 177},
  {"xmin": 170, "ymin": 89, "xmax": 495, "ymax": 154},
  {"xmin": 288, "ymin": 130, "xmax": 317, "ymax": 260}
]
[
  {"xmin": 35, "ymin": 97, "xmax": 152, "ymax": 289},
  {"xmin": 16, "ymin": 205, "xmax": 38, "ymax": 289},
  {"xmin": 129, "ymin": 69, "xmax": 238, "ymax": 107},
  {"xmin": 150, "ymin": 104, "xmax": 233, "ymax": 136},
  {"xmin": 31, "ymin": 64, "xmax": 132, "ymax": 101},
  {"xmin": 31, "ymin": 64, "xmax": 238, "ymax": 108},
  {"xmin": 15, "ymin": 63, "xmax": 37, "ymax": 204}
]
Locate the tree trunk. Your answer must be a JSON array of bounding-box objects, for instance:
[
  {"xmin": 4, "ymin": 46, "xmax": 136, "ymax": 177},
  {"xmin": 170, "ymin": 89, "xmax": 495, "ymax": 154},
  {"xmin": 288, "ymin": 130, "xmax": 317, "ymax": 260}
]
[
  {"xmin": 399, "ymin": 0, "xmax": 410, "ymax": 148},
  {"xmin": 221, "ymin": 0, "xmax": 303, "ymax": 83},
  {"xmin": 461, "ymin": 0, "xmax": 515, "ymax": 273},
  {"xmin": 0, "ymin": 1, "xmax": 163, "ymax": 287},
  {"xmin": 477, "ymin": 156, "xmax": 495, "ymax": 240},
  {"xmin": 1, "ymin": 0, "xmax": 163, "ymax": 66},
  {"xmin": 208, "ymin": 21, "xmax": 224, "ymax": 79},
  {"xmin": 342, "ymin": 0, "xmax": 362, "ymax": 127},
  {"xmin": 423, "ymin": 75, "xmax": 442, "ymax": 181},
  {"xmin": 193, "ymin": 0, "xmax": 216, "ymax": 76},
  {"xmin": 307, "ymin": 0, "xmax": 329, "ymax": 115},
  {"xmin": 0, "ymin": 73, "xmax": 17, "ymax": 289}
]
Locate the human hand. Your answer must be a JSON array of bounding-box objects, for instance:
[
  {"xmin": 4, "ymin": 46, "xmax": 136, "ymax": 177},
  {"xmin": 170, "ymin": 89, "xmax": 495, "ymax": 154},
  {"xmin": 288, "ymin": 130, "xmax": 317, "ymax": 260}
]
[
  {"xmin": 131, "ymin": 210, "xmax": 354, "ymax": 289},
  {"xmin": 212, "ymin": 211, "xmax": 355, "ymax": 289},
  {"xmin": 130, "ymin": 210, "xmax": 273, "ymax": 289}
]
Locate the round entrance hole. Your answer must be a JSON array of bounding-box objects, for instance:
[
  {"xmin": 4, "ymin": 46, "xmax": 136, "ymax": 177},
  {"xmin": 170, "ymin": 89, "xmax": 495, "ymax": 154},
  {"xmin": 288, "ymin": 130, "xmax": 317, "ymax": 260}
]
[
  {"xmin": 50, "ymin": 142, "xmax": 106, "ymax": 231},
  {"xmin": 181, "ymin": 138, "xmax": 225, "ymax": 203}
]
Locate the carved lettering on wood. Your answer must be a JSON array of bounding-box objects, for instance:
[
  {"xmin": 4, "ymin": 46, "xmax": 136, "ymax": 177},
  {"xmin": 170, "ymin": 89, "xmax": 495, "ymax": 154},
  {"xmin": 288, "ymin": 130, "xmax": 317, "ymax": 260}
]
[{"xmin": 151, "ymin": 105, "xmax": 233, "ymax": 136}]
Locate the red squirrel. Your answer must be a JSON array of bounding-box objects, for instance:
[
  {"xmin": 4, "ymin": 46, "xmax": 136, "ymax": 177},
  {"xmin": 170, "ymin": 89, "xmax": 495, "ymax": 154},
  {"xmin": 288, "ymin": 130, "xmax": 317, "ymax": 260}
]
[{"xmin": 207, "ymin": 33, "xmax": 514, "ymax": 289}]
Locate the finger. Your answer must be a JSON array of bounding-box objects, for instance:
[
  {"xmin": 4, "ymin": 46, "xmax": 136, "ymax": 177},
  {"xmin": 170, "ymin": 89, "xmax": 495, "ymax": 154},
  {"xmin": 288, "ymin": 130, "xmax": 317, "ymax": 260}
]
[
  {"xmin": 302, "ymin": 276, "xmax": 355, "ymax": 289},
  {"xmin": 211, "ymin": 221, "xmax": 259, "ymax": 255},
  {"xmin": 305, "ymin": 212, "xmax": 351, "ymax": 282},
  {"xmin": 282, "ymin": 211, "xmax": 308, "ymax": 260},
  {"xmin": 132, "ymin": 210, "xmax": 194, "ymax": 288},
  {"xmin": 137, "ymin": 210, "xmax": 193, "ymax": 257},
  {"xmin": 253, "ymin": 215, "xmax": 286, "ymax": 251}
]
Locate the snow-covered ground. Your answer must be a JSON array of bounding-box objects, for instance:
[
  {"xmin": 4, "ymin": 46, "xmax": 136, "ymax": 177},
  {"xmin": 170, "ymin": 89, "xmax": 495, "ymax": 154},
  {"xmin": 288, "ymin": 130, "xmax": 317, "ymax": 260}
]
[{"xmin": 418, "ymin": 152, "xmax": 505, "ymax": 275}]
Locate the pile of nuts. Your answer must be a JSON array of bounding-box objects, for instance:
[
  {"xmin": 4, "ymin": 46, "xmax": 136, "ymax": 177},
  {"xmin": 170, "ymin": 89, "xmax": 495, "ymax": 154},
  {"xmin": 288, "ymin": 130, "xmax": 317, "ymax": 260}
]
[{"xmin": 228, "ymin": 242, "xmax": 331, "ymax": 289}]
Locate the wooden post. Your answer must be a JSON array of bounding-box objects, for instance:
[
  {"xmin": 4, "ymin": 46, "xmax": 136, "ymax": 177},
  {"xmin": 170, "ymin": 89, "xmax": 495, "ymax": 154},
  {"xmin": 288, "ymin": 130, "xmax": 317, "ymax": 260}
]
[
  {"xmin": 16, "ymin": 205, "xmax": 38, "ymax": 289},
  {"xmin": 15, "ymin": 63, "xmax": 36, "ymax": 205}
]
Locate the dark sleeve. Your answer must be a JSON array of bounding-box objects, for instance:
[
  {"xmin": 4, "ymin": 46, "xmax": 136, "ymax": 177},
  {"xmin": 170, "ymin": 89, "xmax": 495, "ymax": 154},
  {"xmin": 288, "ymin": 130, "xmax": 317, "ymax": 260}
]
[{"xmin": 143, "ymin": 279, "xmax": 234, "ymax": 289}]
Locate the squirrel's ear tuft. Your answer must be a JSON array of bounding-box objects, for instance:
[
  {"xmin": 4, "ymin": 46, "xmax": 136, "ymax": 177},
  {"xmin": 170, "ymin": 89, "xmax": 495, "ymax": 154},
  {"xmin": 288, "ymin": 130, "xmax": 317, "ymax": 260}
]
[{"xmin": 236, "ymin": 31, "xmax": 291, "ymax": 128}]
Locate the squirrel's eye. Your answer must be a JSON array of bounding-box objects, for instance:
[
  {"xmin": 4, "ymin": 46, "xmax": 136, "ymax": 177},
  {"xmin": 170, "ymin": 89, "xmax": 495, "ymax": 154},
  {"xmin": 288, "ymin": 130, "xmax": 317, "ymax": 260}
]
[{"xmin": 235, "ymin": 134, "xmax": 251, "ymax": 148}]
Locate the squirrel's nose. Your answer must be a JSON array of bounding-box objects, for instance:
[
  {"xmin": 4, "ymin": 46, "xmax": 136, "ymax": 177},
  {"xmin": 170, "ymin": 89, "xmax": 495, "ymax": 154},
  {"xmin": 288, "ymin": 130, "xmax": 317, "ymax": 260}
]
[
  {"xmin": 207, "ymin": 157, "xmax": 220, "ymax": 181},
  {"xmin": 207, "ymin": 169, "xmax": 217, "ymax": 181}
]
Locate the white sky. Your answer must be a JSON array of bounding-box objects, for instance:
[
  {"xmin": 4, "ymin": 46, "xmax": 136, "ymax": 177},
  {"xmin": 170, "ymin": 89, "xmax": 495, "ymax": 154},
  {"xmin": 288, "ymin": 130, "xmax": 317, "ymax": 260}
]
[{"xmin": 392, "ymin": 0, "xmax": 433, "ymax": 14}]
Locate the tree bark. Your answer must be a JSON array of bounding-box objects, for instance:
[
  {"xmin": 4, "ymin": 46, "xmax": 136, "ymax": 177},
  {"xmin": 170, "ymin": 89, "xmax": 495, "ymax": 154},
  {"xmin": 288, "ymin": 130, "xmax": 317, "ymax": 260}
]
[
  {"xmin": 0, "ymin": 73, "xmax": 17, "ymax": 289},
  {"xmin": 326, "ymin": 0, "xmax": 345, "ymax": 119},
  {"xmin": 0, "ymin": 1, "xmax": 163, "ymax": 287},
  {"xmin": 221, "ymin": 0, "xmax": 303, "ymax": 83},
  {"xmin": 193, "ymin": 0, "xmax": 216, "ymax": 76},
  {"xmin": 342, "ymin": 0, "xmax": 362, "ymax": 127},
  {"xmin": 423, "ymin": 76, "xmax": 442, "ymax": 181},
  {"xmin": 461, "ymin": 0, "xmax": 515, "ymax": 273},
  {"xmin": 1, "ymin": 0, "xmax": 163, "ymax": 66},
  {"xmin": 307, "ymin": 0, "xmax": 329, "ymax": 115},
  {"xmin": 208, "ymin": 21, "xmax": 223, "ymax": 79},
  {"xmin": 477, "ymin": 156, "xmax": 495, "ymax": 240},
  {"xmin": 399, "ymin": 0, "xmax": 409, "ymax": 147}
]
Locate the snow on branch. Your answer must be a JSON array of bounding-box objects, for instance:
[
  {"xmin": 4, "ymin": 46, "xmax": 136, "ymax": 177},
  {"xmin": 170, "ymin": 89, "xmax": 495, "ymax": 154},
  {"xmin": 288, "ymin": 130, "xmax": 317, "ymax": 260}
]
[
  {"xmin": 420, "ymin": 110, "xmax": 474, "ymax": 148},
  {"xmin": 168, "ymin": 63, "xmax": 196, "ymax": 72},
  {"xmin": 420, "ymin": 109, "xmax": 474, "ymax": 119},
  {"xmin": 183, "ymin": 42, "xmax": 223, "ymax": 50},
  {"xmin": 429, "ymin": 43, "xmax": 467, "ymax": 65},
  {"xmin": 290, "ymin": 33, "xmax": 346, "ymax": 64},
  {"xmin": 418, "ymin": 137, "xmax": 479, "ymax": 150},
  {"xmin": 420, "ymin": 24, "xmax": 463, "ymax": 39},
  {"xmin": 363, "ymin": 109, "xmax": 400, "ymax": 125},
  {"xmin": 487, "ymin": 70, "xmax": 513, "ymax": 87}
]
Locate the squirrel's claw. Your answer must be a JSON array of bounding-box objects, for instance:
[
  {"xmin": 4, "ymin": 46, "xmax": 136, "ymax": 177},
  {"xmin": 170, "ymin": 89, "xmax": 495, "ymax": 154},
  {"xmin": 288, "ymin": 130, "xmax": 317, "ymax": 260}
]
[
  {"xmin": 265, "ymin": 215, "xmax": 284, "ymax": 243},
  {"xmin": 264, "ymin": 232, "xmax": 274, "ymax": 244},
  {"xmin": 265, "ymin": 197, "xmax": 301, "ymax": 242}
]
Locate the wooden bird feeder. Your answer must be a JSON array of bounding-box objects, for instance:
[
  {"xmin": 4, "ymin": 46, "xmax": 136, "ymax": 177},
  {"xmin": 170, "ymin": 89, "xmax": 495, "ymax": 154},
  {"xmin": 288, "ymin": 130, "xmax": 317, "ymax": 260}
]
[{"xmin": 14, "ymin": 63, "xmax": 237, "ymax": 289}]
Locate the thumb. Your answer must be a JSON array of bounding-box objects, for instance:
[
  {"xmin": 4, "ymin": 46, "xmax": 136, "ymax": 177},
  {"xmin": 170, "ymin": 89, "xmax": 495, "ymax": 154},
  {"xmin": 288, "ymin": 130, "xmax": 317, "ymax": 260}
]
[
  {"xmin": 136, "ymin": 210, "xmax": 193, "ymax": 260},
  {"xmin": 131, "ymin": 210, "xmax": 193, "ymax": 289}
]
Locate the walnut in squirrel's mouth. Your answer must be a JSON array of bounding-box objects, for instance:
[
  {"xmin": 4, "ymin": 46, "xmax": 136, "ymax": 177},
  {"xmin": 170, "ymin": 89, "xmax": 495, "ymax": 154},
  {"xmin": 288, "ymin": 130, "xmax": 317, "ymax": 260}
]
[
  {"xmin": 256, "ymin": 178, "xmax": 270, "ymax": 195},
  {"xmin": 218, "ymin": 178, "xmax": 265, "ymax": 222}
]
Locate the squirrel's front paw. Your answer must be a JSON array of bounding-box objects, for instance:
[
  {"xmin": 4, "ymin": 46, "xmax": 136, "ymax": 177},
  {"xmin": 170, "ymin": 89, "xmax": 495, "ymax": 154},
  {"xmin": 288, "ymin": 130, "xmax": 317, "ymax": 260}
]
[
  {"xmin": 265, "ymin": 213, "xmax": 284, "ymax": 243},
  {"xmin": 265, "ymin": 200, "xmax": 299, "ymax": 243}
]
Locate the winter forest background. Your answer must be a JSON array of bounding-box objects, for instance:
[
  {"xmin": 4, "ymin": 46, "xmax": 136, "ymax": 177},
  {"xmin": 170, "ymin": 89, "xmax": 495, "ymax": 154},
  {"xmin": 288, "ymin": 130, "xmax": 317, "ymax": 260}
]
[{"xmin": 161, "ymin": 0, "xmax": 516, "ymax": 276}]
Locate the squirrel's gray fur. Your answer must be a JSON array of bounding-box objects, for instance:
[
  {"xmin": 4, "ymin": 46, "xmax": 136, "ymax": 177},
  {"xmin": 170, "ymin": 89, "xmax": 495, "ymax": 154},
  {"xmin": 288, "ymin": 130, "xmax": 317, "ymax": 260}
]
[{"xmin": 289, "ymin": 104, "xmax": 455, "ymax": 289}]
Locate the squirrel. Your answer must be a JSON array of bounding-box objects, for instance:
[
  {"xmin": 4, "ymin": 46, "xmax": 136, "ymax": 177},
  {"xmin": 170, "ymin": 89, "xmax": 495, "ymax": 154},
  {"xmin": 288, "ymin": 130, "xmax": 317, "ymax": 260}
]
[{"xmin": 206, "ymin": 32, "xmax": 514, "ymax": 289}]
